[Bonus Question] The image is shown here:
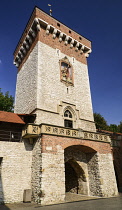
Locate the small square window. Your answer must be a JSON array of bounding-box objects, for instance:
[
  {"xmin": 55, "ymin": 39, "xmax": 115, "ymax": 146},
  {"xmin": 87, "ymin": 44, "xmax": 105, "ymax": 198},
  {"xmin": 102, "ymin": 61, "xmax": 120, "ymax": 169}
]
[{"xmin": 64, "ymin": 120, "xmax": 73, "ymax": 128}]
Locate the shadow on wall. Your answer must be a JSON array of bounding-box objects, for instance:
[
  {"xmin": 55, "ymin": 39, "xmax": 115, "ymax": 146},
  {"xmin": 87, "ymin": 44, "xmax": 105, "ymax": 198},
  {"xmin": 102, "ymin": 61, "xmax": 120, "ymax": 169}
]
[
  {"xmin": 0, "ymin": 158, "xmax": 10, "ymax": 210},
  {"xmin": 114, "ymin": 161, "xmax": 122, "ymax": 193},
  {"xmin": 24, "ymin": 139, "xmax": 33, "ymax": 151}
]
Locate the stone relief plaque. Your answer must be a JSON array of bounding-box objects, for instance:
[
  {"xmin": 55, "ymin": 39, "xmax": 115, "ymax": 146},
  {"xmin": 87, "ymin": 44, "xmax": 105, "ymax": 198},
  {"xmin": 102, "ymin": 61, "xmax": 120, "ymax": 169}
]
[
  {"xmin": 43, "ymin": 125, "xmax": 78, "ymax": 138},
  {"xmin": 60, "ymin": 57, "xmax": 74, "ymax": 86}
]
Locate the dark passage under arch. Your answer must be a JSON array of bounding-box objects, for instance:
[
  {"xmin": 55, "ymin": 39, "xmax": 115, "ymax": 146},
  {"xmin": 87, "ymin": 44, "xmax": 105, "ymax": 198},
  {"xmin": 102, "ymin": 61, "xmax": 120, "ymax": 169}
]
[{"xmin": 65, "ymin": 161, "xmax": 78, "ymax": 193}]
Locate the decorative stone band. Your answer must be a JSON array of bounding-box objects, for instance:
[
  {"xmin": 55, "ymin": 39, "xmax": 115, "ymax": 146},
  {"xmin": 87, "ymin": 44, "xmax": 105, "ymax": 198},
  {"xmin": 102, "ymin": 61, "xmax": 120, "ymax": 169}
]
[
  {"xmin": 22, "ymin": 123, "xmax": 111, "ymax": 143},
  {"xmin": 22, "ymin": 123, "xmax": 41, "ymax": 139},
  {"xmin": 13, "ymin": 18, "xmax": 91, "ymax": 68}
]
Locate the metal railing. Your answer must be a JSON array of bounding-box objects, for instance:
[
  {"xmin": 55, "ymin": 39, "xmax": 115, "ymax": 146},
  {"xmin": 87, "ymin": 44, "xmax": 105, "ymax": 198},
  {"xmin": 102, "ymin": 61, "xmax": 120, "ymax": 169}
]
[{"xmin": 0, "ymin": 129, "xmax": 22, "ymax": 142}]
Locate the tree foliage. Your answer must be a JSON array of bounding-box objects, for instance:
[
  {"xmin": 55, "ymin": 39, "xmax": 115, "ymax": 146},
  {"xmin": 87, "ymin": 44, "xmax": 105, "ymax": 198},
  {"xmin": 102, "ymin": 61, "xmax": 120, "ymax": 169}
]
[
  {"xmin": 118, "ymin": 121, "xmax": 122, "ymax": 133},
  {"xmin": 94, "ymin": 112, "xmax": 122, "ymax": 133},
  {"xmin": 94, "ymin": 113, "xmax": 109, "ymax": 130},
  {"xmin": 0, "ymin": 88, "xmax": 14, "ymax": 112},
  {"xmin": 109, "ymin": 124, "xmax": 119, "ymax": 133}
]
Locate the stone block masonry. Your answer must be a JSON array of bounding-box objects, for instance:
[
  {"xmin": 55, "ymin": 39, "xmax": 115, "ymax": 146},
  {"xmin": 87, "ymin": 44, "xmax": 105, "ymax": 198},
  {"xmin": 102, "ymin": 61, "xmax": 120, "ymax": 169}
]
[
  {"xmin": 31, "ymin": 137, "xmax": 42, "ymax": 203},
  {"xmin": 39, "ymin": 134, "xmax": 118, "ymax": 205},
  {"xmin": 14, "ymin": 43, "xmax": 38, "ymax": 114},
  {"xmin": 98, "ymin": 153, "xmax": 118, "ymax": 197},
  {"xmin": 36, "ymin": 41, "xmax": 95, "ymax": 129},
  {"xmin": 31, "ymin": 137, "xmax": 65, "ymax": 205},
  {"xmin": 0, "ymin": 140, "xmax": 32, "ymax": 203},
  {"xmin": 0, "ymin": 134, "xmax": 117, "ymax": 205},
  {"xmin": 41, "ymin": 152, "xmax": 65, "ymax": 205},
  {"xmin": 15, "ymin": 40, "xmax": 96, "ymax": 132}
]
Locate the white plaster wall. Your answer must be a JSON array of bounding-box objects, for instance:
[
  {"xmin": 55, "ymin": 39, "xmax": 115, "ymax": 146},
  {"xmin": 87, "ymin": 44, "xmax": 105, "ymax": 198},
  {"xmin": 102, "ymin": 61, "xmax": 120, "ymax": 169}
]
[
  {"xmin": 98, "ymin": 153, "xmax": 118, "ymax": 197},
  {"xmin": 0, "ymin": 141, "xmax": 32, "ymax": 203},
  {"xmin": 14, "ymin": 44, "xmax": 38, "ymax": 114}
]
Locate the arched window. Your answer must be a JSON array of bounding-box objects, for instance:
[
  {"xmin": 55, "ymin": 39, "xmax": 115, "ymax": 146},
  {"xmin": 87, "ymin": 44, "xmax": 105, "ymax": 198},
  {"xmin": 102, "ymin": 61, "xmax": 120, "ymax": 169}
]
[
  {"xmin": 64, "ymin": 110, "xmax": 73, "ymax": 128},
  {"xmin": 64, "ymin": 110, "xmax": 72, "ymax": 118}
]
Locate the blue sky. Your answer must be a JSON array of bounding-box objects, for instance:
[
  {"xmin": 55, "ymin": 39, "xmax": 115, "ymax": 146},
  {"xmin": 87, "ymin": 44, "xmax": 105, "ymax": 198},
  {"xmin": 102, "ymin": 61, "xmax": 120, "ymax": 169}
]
[{"xmin": 0, "ymin": 0, "xmax": 122, "ymax": 125}]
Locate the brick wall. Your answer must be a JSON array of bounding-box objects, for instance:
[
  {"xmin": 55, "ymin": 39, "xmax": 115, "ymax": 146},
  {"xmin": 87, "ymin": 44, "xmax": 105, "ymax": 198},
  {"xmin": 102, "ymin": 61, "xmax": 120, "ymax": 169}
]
[
  {"xmin": 14, "ymin": 7, "xmax": 91, "ymax": 68},
  {"xmin": 41, "ymin": 134, "xmax": 112, "ymax": 154}
]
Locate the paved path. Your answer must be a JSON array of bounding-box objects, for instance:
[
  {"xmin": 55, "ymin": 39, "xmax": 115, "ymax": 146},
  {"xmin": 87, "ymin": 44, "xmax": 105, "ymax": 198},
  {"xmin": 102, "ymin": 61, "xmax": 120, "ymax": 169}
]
[
  {"xmin": 0, "ymin": 195, "xmax": 122, "ymax": 210},
  {"xmin": 65, "ymin": 192, "xmax": 100, "ymax": 202}
]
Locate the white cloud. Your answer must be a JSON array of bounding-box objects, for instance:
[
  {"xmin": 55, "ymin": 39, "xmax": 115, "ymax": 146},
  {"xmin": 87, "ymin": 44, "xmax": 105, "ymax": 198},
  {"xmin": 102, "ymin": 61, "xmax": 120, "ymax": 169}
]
[{"xmin": 0, "ymin": 60, "xmax": 2, "ymax": 64}]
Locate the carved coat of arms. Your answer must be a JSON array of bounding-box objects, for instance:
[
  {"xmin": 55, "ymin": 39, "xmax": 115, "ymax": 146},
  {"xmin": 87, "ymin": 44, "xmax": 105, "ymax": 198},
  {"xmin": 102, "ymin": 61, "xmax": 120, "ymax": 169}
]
[{"xmin": 60, "ymin": 57, "xmax": 74, "ymax": 86}]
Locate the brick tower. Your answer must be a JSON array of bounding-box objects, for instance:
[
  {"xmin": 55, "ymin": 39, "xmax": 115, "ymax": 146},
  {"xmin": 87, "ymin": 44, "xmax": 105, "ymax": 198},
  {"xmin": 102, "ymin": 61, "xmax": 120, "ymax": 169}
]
[{"xmin": 13, "ymin": 7, "xmax": 118, "ymax": 205}]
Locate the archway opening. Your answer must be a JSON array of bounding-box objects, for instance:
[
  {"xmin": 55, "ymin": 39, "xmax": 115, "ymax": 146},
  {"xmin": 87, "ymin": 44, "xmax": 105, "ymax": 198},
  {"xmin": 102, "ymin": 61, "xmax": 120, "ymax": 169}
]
[
  {"xmin": 65, "ymin": 159, "xmax": 87, "ymax": 194},
  {"xmin": 65, "ymin": 161, "xmax": 78, "ymax": 193},
  {"xmin": 64, "ymin": 145, "xmax": 97, "ymax": 196}
]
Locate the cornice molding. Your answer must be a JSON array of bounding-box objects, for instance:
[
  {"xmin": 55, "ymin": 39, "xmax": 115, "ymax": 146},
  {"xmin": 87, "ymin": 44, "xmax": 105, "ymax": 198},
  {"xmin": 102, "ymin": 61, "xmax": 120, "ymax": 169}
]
[{"xmin": 13, "ymin": 18, "xmax": 92, "ymax": 68}]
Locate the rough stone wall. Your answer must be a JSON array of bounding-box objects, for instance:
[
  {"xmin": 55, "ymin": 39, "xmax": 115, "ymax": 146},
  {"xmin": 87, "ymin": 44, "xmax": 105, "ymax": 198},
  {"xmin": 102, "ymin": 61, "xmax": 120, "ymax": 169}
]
[
  {"xmin": 35, "ymin": 41, "xmax": 95, "ymax": 131},
  {"xmin": 41, "ymin": 135, "xmax": 118, "ymax": 200},
  {"xmin": 34, "ymin": 109, "xmax": 63, "ymax": 127},
  {"xmin": 0, "ymin": 140, "xmax": 32, "ymax": 203},
  {"xmin": 87, "ymin": 152, "xmax": 118, "ymax": 197},
  {"xmin": 14, "ymin": 39, "xmax": 95, "ymax": 131},
  {"xmin": 87, "ymin": 153, "xmax": 102, "ymax": 196},
  {"xmin": 37, "ymin": 41, "xmax": 94, "ymax": 121},
  {"xmin": 14, "ymin": 43, "xmax": 38, "ymax": 114},
  {"xmin": 78, "ymin": 119, "xmax": 96, "ymax": 132},
  {"xmin": 31, "ymin": 137, "xmax": 42, "ymax": 203},
  {"xmin": 40, "ymin": 146, "xmax": 65, "ymax": 205},
  {"xmin": 98, "ymin": 153, "xmax": 118, "ymax": 197},
  {"xmin": 34, "ymin": 110, "xmax": 95, "ymax": 132}
]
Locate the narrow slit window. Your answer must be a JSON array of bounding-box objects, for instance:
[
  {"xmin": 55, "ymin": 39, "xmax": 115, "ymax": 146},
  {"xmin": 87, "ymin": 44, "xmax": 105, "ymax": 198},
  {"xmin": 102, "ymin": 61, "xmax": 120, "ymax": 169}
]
[{"xmin": 64, "ymin": 110, "xmax": 73, "ymax": 128}]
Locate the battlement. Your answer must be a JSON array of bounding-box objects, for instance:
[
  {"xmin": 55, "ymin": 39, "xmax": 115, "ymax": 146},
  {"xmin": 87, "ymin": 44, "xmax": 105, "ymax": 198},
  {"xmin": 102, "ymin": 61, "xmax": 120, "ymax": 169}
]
[{"xmin": 13, "ymin": 7, "xmax": 92, "ymax": 70}]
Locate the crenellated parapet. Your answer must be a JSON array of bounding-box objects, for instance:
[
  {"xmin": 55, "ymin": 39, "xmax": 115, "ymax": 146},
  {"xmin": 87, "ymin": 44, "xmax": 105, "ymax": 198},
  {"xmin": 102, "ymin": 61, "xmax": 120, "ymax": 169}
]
[{"xmin": 13, "ymin": 7, "xmax": 92, "ymax": 69}]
